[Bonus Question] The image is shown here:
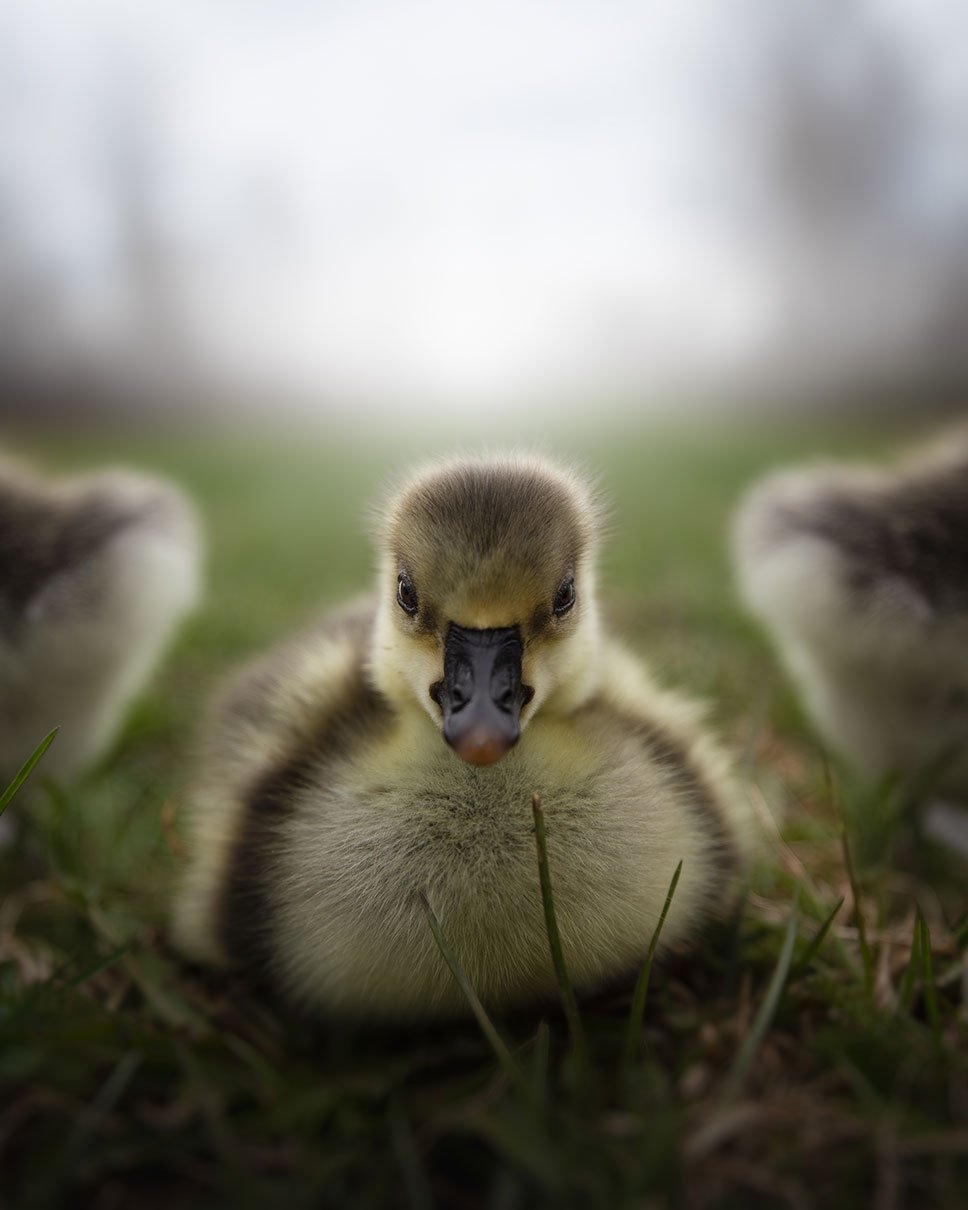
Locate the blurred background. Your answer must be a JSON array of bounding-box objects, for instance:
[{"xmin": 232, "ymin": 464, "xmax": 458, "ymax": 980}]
[{"xmin": 1, "ymin": 0, "xmax": 967, "ymax": 432}]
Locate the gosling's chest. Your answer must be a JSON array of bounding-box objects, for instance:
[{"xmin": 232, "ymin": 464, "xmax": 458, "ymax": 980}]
[
  {"xmin": 311, "ymin": 716, "xmax": 637, "ymax": 898},
  {"xmin": 266, "ymin": 711, "xmax": 712, "ymax": 1014}
]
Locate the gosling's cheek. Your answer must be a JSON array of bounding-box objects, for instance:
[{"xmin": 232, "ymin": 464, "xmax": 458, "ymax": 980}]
[
  {"xmin": 518, "ymin": 674, "xmax": 545, "ymax": 726},
  {"xmin": 406, "ymin": 649, "xmax": 445, "ymax": 704},
  {"xmin": 528, "ymin": 648, "xmax": 561, "ymax": 689}
]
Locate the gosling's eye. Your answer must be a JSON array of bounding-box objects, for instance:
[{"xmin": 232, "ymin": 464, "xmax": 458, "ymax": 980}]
[
  {"xmin": 397, "ymin": 572, "xmax": 419, "ymax": 615},
  {"xmin": 553, "ymin": 575, "xmax": 575, "ymax": 616}
]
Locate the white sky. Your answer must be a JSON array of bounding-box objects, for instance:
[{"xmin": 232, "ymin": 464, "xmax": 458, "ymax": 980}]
[{"xmin": 1, "ymin": 1, "xmax": 966, "ymax": 409}]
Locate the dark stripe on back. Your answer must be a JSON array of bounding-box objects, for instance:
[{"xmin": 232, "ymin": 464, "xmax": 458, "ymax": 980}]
[
  {"xmin": 218, "ymin": 650, "xmax": 393, "ymax": 968},
  {"xmin": 0, "ymin": 481, "xmax": 166, "ymax": 620},
  {"xmin": 774, "ymin": 458, "xmax": 968, "ymax": 614},
  {"xmin": 603, "ymin": 703, "xmax": 741, "ymax": 897}
]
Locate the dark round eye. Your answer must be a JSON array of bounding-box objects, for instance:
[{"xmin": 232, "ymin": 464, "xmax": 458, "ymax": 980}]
[
  {"xmin": 553, "ymin": 575, "xmax": 575, "ymax": 616},
  {"xmin": 397, "ymin": 572, "xmax": 418, "ymax": 615}
]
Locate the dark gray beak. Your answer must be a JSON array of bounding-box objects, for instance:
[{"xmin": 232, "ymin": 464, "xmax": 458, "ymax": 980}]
[{"xmin": 431, "ymin": 624, "xmax": 532, "ymax": 766}]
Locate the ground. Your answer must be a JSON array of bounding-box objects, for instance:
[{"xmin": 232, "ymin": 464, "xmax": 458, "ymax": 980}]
[{"xmin": 1, "ymin": 415, "xmax": 965, "ymax": 1210}]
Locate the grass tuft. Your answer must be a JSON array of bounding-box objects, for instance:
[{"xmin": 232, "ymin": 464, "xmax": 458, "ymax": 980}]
[
  {"xmin": 0, "ymin": 727, "xmax": 58, "ymax": 814},
  {"xmin": 840, "ymin": 824, "xmax": 875, "ymax": 999},
  {"xmin": 917, "ymin": 909, "xmax": 942, "ymax": 1041},
  {"xmin": 531, "ymin": 1020, "xmax": 550, "ymax": 1109},
  {"xmin": 897, "ymin": 911, "xmax": 922, "ymax": 1016},
  {"xmin": 419, "ymin": 890, "xmax": 532, "ymax": 1103},
  {"xmin": 530, "ymin": 793, "xmax": 590, "ymax": 1092},
  {"xmin": 389, "ymin": 1098, "xmax": 433, "ymax": 1210},
  {"xmin": 792, "ymin": 895, "xmax": 844, "ymax": 979},
  {"xmin": 621, "ymin": 859, "xmax": 683, "ymax": 1076},
  {"xmin": 722, "ymin": 893, "xmax": 800, "ymax": 1101}
]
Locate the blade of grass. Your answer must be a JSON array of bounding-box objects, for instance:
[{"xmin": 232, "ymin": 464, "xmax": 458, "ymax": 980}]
[
  {"xmin": 531, "ymin": 793, "xmax": 589, "ymax": 1087},
  {"xmin": 532, "ymin": 1020, "xmax": 550, "ymax": 1109},
  {"xmin": 87, "ymin": 905, "xmax": 208, "ymax": 1035},
  {"xmin": 419, "ymin": 891, "xmax": 532, "ymax": 1102},
  {"xmin": 841, "ymin": 827, "xmax": 874, "ymax": 998},
  {"xmin": 897, "ymin": 913, "xmax": 922, "ymax": 1014},
  {"xmin": 63, "ymin": 943, "xmax": 132, "ymax": 990},
  {"xmin": 722, "ymin": 893, "xmax": 800, "ymax": 1102},
  {"xmin": 825, "ymin": 760, "xmax": 876, "ymax": 995},
  {"xmin": 174, "ymin": 1041, "xmax": 240, "ymax": 1166},
  {"xmin": 389, "ymin": 1098, "xmax": 433, "ymax": 1210},
  {"xmin": 792, "ymin": 896, "xmax": 844, "ymax": 978},
  {"xmin": 33, "ymin": 1048, "xmax": 144, "ymax": 1206},
  {"xmin": 719, "ymin": 874, "xmax": 751, "ymax": 995},
  {"xmin": 470, "ymin": 1114, "xmax": 564, "ymax": 1192},
  {"xmin": 621, "ymin": 859, "xmax": 683, "ymax": 1074},
  {"xmin": 918, "ymin": 910, "xmax": 941, "ymax": 1041},
  {"xmin": 0, "ymin": 727, "xmax": 58, "ymax": 814}
]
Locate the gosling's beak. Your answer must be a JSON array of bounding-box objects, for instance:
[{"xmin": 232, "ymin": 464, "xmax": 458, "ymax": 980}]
[{"xmin": 432, "ymin": 624, "xmax": 532, "ymax": 766}]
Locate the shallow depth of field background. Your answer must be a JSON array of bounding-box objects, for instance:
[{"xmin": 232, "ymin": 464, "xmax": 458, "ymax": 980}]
[
  {"xmin": 1, "ymin": 3, "xmax": 967, "ymax": 1208},
  {"xmin": 2, "ymin": 0, "xmax": 968, "ymax": 424}
]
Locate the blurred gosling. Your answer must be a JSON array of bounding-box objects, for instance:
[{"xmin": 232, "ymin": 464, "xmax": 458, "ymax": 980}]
[
  {"xmin": 0, "ymin": 453, "xmax": 201, "ymax": 783},
  {"xmin": 733, "ymin": 425, "xmax": 968, "ymax": 794}
]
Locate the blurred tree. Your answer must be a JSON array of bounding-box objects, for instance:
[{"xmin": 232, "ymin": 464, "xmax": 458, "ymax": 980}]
[{"xmin": 741, "ymin": 0, "xmax": 968, "ymax": 395}]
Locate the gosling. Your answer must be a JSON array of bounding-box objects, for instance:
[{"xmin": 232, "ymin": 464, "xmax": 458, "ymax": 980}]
[
  {"xmin": 733, "ymin": 426, "xmax": 968, "ymax": 794},
  {"xmin": 0, "ymin": 453, "xmax": 201, "ymax": 783},
  {"xmin": 174, "ymin": 455, "xmax": 753, "ymax": 1018}
]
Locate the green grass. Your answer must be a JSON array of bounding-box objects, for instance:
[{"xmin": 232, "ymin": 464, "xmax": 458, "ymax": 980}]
[{"xmin": 1, "ymin": 416, "xmax": 966, "ymax": 1209}]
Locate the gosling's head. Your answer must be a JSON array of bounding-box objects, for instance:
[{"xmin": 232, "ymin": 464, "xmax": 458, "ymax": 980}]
[{"xmin": 369, "ymin": 455, "xmax": 606, "ymax": 766}]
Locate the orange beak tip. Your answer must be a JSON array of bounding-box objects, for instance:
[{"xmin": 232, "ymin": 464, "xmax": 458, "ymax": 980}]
[{"xmin": 451, "ymin": 730, "xmax": 515, "ymax": 767}]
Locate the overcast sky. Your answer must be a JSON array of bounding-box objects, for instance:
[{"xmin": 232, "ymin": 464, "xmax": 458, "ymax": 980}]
[{"xmin": 1, "ymin": 1, "xmax": 967, "ymax": 411}]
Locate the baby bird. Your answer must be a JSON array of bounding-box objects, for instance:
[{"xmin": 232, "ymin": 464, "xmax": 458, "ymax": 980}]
[
  {"xmin": 0, "ymin": 453, "xmax": 201, "ymax": 783},
  {"xmin": 174, "ymin": 455, "xmax": 752, "ymax": 1019},
  {"xmin": 733, "ymin": 426, "xmax": 968, "ymax": 793}
]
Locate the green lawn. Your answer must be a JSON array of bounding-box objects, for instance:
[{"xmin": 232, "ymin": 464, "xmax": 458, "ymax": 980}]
[{"xmin": 1, "ymin": 416, "xmax": 965, "ymax": 1209}]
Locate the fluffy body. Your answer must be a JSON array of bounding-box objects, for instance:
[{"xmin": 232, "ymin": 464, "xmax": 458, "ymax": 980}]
[
  {"xmin": 0, "ymin": 455, "xmax": 201, "ymax": 781},
  {"xmin": 174, "ymin": 455, "xmax": 753, "ymax": 1019},
  {"xmin": 733, "ymin": 427, "xmax": 968, "ymax": 790}
]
